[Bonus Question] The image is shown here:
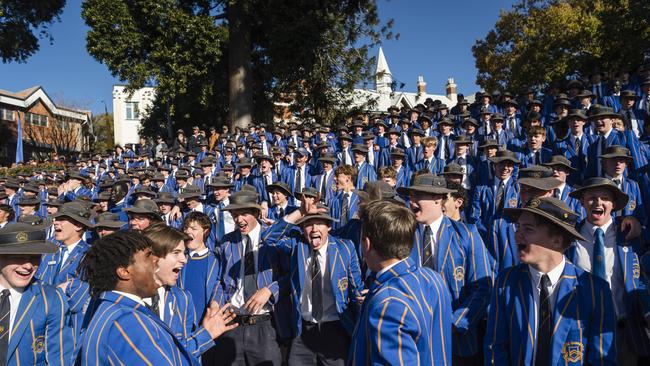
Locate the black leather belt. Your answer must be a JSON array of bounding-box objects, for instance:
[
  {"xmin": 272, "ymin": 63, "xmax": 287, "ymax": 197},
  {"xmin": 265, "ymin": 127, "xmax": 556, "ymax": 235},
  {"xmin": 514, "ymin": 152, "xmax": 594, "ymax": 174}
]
[{"xmin": 233, "ymin": 313, "xmax": 272, "ymax": 326}]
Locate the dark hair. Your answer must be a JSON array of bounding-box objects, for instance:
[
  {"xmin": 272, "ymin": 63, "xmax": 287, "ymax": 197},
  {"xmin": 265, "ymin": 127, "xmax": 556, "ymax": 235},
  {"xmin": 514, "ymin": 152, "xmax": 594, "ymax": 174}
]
[
  {"xmin": 446, "ymin": 181, "xmax": 468, "ymax": 210},
  {"xmin": 182, "ymin": 211, "xmax": 212, "ymax": 232},
  {"xmin": 142, "ymin": 222, "xmax": 190, "ymax": 257},
  {"xmin": 80, "ymin": 230, "xmax": 153, "ymax": 296},
  {"xmin": 0, "ymin": 204, "xmax": 15, "ymax": 222},
  {"xmin": 360, "ymin": 200, "xmax": 416, "ymax": 260}
]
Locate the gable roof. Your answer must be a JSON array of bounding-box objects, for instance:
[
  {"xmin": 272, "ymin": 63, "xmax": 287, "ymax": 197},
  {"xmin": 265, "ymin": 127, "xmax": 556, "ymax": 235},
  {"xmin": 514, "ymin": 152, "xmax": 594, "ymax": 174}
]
[{"xmin": 0, "ymin": 86, "xmax": 90, "ymax": 122}]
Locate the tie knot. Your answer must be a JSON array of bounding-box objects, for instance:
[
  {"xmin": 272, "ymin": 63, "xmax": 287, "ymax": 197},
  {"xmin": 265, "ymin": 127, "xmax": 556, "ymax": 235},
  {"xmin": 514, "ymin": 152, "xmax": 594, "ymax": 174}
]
[
  {"xmin": 424, "ymin": 225, "xmax": 432, "ymax": 235},
  {"xmin": 0, "ymin": 289, "xmax": 9, "ymax": 299},
  {"xmin": 540, "ymin": 274, "xmax": 551, "ymax": 288},
  {"xmin": 343, "ymin": 192, "xmax": 349, "ymax": 200},
  {"xmin": 595, "ymin": 227, "xmax": 605, "ymax": 237}
]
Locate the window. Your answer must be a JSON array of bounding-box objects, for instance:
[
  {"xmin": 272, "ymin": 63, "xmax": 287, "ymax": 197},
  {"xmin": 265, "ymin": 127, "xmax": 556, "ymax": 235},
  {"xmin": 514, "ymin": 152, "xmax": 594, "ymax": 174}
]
[
  {"xmin": 25, "ymin": 112, "xmax": 48, "ymax": 127},
  {"xmin": 125, "ymin": 102, "xmax": 139, "ymax": 120},
  {"xmin": 0, "ymin": 108, "xmax": 15, "ymax": 121}
]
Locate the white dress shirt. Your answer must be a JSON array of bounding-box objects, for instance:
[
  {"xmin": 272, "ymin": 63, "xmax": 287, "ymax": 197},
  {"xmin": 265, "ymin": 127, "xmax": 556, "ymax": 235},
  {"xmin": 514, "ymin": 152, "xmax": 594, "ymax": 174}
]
[
  {"xmin": 216, "ymin": 197, "xmax": 235, "ymax": 235},
  {"xmin": 573, "ymin": 219, "xmax": 626, "ymax": 318},
  {"xmin": 112, "ymin": 290, "xmax": 146, "ymax": 306},
  {"xmin": 301, "ymin": 239, "xmax": 338, "ymax": 323},
  {"xmin": 0, "ymin": 285, "xmax": 24, "ymax": 340},
  {"xmin": 62, "ymin": 239, "xmax": 81, "ymax": 265},
  {"xmin": 426, "ymin": 215, "xmax": 444, "ymax": 270},
  {"xmin": 231, "ymin": 224, "xmax": 270, "ymax": 315}
]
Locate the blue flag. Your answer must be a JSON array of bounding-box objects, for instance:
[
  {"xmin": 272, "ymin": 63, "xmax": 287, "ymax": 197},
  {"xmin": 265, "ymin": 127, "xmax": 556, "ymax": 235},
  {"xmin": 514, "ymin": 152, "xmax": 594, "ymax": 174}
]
[{"xmin": 15, "ymin": 112, "xmax": 23, "ymax": 164}]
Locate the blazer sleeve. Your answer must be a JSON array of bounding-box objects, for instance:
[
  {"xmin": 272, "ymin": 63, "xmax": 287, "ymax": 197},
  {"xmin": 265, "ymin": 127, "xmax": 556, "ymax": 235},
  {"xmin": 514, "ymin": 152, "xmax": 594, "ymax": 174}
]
[
  {"xmin": 180, "ymin": 293, "xmax": 214, "ymax": 359},
  {"xmin": 452, "ymin": 224, "xmax": 494, "ymax": 333},
  {"xmin": 44, "ymin": 287, "xmax": 75, "ymax": 366}
]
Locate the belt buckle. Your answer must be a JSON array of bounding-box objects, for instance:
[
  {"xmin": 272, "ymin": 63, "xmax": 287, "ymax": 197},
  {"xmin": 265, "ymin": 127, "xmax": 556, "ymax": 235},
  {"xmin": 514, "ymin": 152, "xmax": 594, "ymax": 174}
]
[{"xmin": 250, "ymin": 316, "xmax": 257, "ymax": 325}]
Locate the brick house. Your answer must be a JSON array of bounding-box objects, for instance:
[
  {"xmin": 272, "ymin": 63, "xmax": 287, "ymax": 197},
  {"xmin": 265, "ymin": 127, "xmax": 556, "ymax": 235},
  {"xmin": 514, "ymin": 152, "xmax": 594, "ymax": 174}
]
[{"xmin": 0, "ymin": 86, "xmax": 92, "ymax": 166}]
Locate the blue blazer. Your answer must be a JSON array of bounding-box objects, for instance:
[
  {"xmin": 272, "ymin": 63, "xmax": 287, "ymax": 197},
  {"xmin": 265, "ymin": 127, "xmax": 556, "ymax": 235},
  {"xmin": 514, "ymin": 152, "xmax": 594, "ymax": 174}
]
[
  {"xmin": 414, "ymin": 157, "xmax": 446, "ymax": 174},
  {"xmin": 485, "ymin": 262, "xmax": 617, "ymax": 365},
  {"xmin": 80, "ymin": 291, "xmax": 197, "ymax": 366},
  {"xmin": 309, "ymin": 171, "xmax": 337, "ymax": 207},
  {"xmin": 164, "ymin": 286, "xmax": 214, "ymax": 359},
  {"xmin": 410, "ymin": 218, "xmax": 494, "ymax": 356},
  {"xmin": 394, "ymin": 165, "xmax": 412, "ymax": 188},
  {"xmin": 270, "ymin": 231, "xmax": 363, "ymax": 337},
  {"xmin": 178, "ymin": 248, "xmax": 220, "ymax": 313},
  {"xmin": 267, "ymin": 204, "xmax": 298, "ymax": 221},
  {"xmin": 406, "ymin": 144, "xmax": 424, "ymax": 171},
  {"xmin": 586, "ymin": 130, "xmax": 647, "ymax": 178},
  {"xmin": 469, "ymin": 178, "xmax": 520, "ymax": 240},
  {"xmin": 553, "ymin": 134, "xmax": 594, "ymax": 184},
  {"xmin": 329, "ymin": 191, "xmax": 360, "ymax": 231},
  {"xmin": 211, "ymin": 221, "xmax": 290, "ymax": 309},
  {"xmin": 566, "ymin": 222, "xmax": 650, "ymax": 356},
  {"xmin": 514, "ymin": 146, "xmax": 553, "ymax": 168},
  {"xmin": 347, "ymin": 258, "xmax": 452, "ymax": 366},
  {"xmin": 281, "ymin": 165, "xmax": 314, "ymax": 205},
  {"xmin": 36, "ymin": 240, "xmax": 90, "ymax": 286},
  {"xmin": 618, "ymin": 177, "xmax": 645, "ymax": 223},
  {"xmin": 252, "ymin": 172, "xmax": 280, "ymax": 203},
  {"xmin": 354, "ymin": 162, "xmax": 377, "ymax": 190},
  {"xmin": 7, "ymin": 283, "xmax": 74, "ymax": 366}
]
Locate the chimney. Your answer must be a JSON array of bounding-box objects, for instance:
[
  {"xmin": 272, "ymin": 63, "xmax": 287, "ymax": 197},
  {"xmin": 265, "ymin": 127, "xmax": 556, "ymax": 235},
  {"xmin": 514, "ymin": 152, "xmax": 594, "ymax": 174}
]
[
  {"xmin": 417, "ymin": 76, "xmax": 426, "ymax": 95},
  {"xmin": 446, "ymin": 78, "xmax": 457, "ymax": 103}
]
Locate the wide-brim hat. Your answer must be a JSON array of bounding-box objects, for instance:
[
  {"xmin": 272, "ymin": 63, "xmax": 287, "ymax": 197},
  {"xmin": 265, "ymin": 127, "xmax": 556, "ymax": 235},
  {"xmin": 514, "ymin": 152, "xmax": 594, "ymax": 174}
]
[
  {"xmin": 266, "ymin": 182, "xmax": 293, "ymax": 197},
  {"xmin": 478, "ymin": 139, "xmax": 500, "ymax": 149},
  {"xmin": 587, "ymin": 106, "xmax": 619, "ymax": 120},
  {"xmin": 542, "ymin": 155, "xmax": 578, "ymax": 172},
  {"xmin": 351, "ymin": 144, "xmax": 368, "ymax": 154},
  {"xmin": 0, "ymin": 223, "xmax": 57, "ymax": 255},
  {"xmin": 295, "ymin": 212, "xmax": 338, "ymax": 226},
  {"xmin": 18, "ymin": 196, "xmax": 41, "ymax": 206},
  {"xmin": 576, "ymin": 89, "xmax": 595, "ymax": 98},
  {"xmin": 178, "ymin": 186, "xmax": 203, "ymax": 200},
  {"xmin": 437, "ymin": 117, "xmax": 455, "ymax": 126},
  {"xmin": 619, "ymin": 90, "xmax": 639, "ymax": 99},
  {"xmin": 504, "ymin": 197, "xmax": 585, "ymax": 242},
  {"xmin": 443, "ymin": 163, "xmax": 464, "ymax": 176},
  {"xmin": 453, "ymin": 135, "xmax": 473, "ymax": 145},
  {"xmin": 254, "ymin": 153, "xmax": 274, "ymax": 164},
  {"xmin": 208, "ymin": 176, "xmax": 235, "ymax": 189},
  {"xmin": 318, "ymin": 154, "xmax": 337, "ymax": 164},
  {"xmin": 236, "ymin": 157, "xmax": 255, "ymax": 168},
  {"xmin": 397, "ymin": 173, "xmax": 455, "ymax": 196},
  {"xmin": 154, "ymin": 192, "xmax": 176, "ymax": 205},
  {"xmin": 294, "ymin": 187, "xmax": 320, "ymax": 200},
  {"xmin": 598, "ymin": 145, "xmax": 633, "ymax": 160},
  {"xmin": 569, "ymin": 177, "xmax": 629, "ymax": 211},
  {"xmin": 517, "ymin": 166, "xmax": 562, "ymax": 191},
  {"xmin": 461, "ymin": 118, "xmax": 479, "ymax": 127},
  {"xmin": 52, "ymin": 202, "xmax": 94, "ymax": 228},
  {"xmin": 489, "ymin": 150, "xmax": 520, "ymax": 164},
  {"xmin": 390, "ymin": 147, "xmax": 406, "ymax": 158},
  {"xmin": 94, "ymin": 212, "xmax": 125, "ymax": 229},
  {"xmin": 223, "ymin": 190, "xmax": 262, "ymax": 211},
  {"xmin": 67, "ymin": 171, "xmax": 87, "ymax": 182},
  {"xmin": 123, "ymin": 199, "xmax": 162, "ymax": 219}
]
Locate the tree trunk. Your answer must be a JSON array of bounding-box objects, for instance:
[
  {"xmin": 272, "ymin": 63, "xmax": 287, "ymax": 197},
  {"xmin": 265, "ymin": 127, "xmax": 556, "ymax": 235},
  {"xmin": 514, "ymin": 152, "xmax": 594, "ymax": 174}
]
[{"xmin": 227, "ymin": 1, "xmax": 253, "ymax": 132}]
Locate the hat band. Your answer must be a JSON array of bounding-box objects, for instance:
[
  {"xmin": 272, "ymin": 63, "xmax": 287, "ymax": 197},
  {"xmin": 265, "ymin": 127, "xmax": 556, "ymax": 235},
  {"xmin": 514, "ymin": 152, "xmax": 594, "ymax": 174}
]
[{"xmin": 0, "ymin": 230, "xmax": 46, "ymax": 245}]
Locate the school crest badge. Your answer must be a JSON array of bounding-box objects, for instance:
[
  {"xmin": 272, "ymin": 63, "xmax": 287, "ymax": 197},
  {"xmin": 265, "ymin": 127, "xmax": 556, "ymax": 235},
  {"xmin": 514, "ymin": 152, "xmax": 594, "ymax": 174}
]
[
  {"xmin": 32, "ymin": 335, "xmax": 45, "ymax": 353},
  {"xmin": 562, "ymin": 342, "xmax": 583, "ymax": 363},
  {"xmin": 338, "ymin": 278, "xmax": 348, "ymax": 292},
  {"xmin": 629, "ymin": 200, "xmax": 636, "ymax": 211},
  {"xmin": 453, "ymin": 266, "xmax": 465, "ymax": 281},
  {"xmin": 508, "ymin": 198, "xmax": 518, "ymax": 208}
]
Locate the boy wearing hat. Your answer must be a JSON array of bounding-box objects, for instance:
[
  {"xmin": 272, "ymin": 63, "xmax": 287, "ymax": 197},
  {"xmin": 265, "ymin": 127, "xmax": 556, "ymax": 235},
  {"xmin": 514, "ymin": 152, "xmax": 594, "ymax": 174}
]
[
  {"xmin": 36, "ymin": 201, "xmax": 92, "ymax": 286},
  {"xmin": 336, "ymin": 133, "xmax": 354, "ymax": 166},
  {"xmin": 542, "ymin": 155, "xmax": 584, "ymax": 218},
  {"xmin": 310, "ymin": 154, "xmax": 337, "ymax": 207},
  {"xmin": 124, "ymin": 199, "xmax": 163, "ymax": 231},
  {"xmin": 414, "ymin": 136, "xmax": 446, "ymax": 174},
  {"xmin": 554, "ymin": 109, "xmax": 592, "ymax": 182},
  {"xmin": 488, "ymin": 113, "xmax": 512, "ymax": 147},
  {"xmin": 330, "ymin": 165, "xmax": 360, "ymax": 230},
  {"xmin": 267, "ymin": 199, "xmax": 362, "ymax": 366},
  {"xmin": 211, "ymin": 190, "xmax": 289, "ymax": 365},
  {"xmin": 351, "ymin": 144, "xmax": 377, "ymax": 190},
  {"xmin": 567, "ymin": 177, "xmax": 650, "ymax": 365},
  {"xmin": 281, "ymin": 148, "xmax": 313, "ymax": 206},
  {"xmin": 470, "ymin": 150, "xmax": 521, "ymax": 241},
  {"xmin": 619, "ymin": 90, "xmax": 645, "ymax": 137},
  {"xmin": 348, "ymin": 200, "xmax": 452, "ymax": 365},
  {"xmin": 265, "ymin": 182, "xmax": 298, "ymax": 221},
  {"xmin": 475, "ymin": 138, "xmax": 500, "ymax": 186},
  {"xmin": 253, "ymin": 153, "xmax": 279, "ymax": 204},
  {"xmin": 503, "ymin": 99, "xmax": 523, "ymax": 138},
  {"xmin": 206, "ymin": 177, "xmax": 235, "ymax": 242},
  {"xmin": 0, "ymin": 204, "xmax": 14, "ymax": 229},
  {"xmin": 0, "ymin": 223, "xmax": 74, "ymax": 365},
  {"xmin": 233, "ymin": 158, "xmax": 256, "ymax": 192},
  {"xmin": 387, "ymin": 148, "xmax": 411, "ymax": 188},
  {"xmin": 397, "ymin": 173, "xmax": 493, "ymax": 363},
  {"xmin": 514, "ymin": 125, "xmax": 553, "ymax": 167},
  {"xmin": 449, "ymin": 135, "xmax": 478, "ymax": 190},
  {"xmin": 485, "ymin": 197, "xmax": 616, "ymax": 365},
  {"xmin": 600, "ymin": 145, "xmax": 646, "ymax": 222},
  {"xmin": 435, "ymin": 117, "xmax": 455, "ymax": 162}
]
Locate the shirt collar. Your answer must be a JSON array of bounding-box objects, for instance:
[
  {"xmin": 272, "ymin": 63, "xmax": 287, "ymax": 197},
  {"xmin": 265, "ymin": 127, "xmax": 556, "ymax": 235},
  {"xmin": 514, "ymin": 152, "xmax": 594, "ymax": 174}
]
[
  {"xmin": 246, "ymin": 221, "xmax": 262, "ymax": 248},
  {"xmin": 376, "ymin": 258, "xmax": 405, "ymax": 278},
  {"xmin": 428, "ymin": 215, "xmax": 445, "ymax": 239},
  {"xmin": 529, "ymin": 256, "xmax": 566, "ymax": 288},
  {"xmin": 587, "ymin": 218, "xmax": 613, "ymax": 236},
  {"xmin": 112, "ymin": 290, "xmax": 146, "ymax": 306},
  {"xmin": 189, "ymin": 247, "xmax": 209, "ymax": 257},
  {"xmin": 65, "ymin": 239, "xmax": 82, "ymax": 252}
]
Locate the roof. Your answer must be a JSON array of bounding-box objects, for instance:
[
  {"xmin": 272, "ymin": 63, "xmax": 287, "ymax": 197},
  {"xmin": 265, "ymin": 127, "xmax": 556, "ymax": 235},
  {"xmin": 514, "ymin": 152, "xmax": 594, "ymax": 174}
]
[{"xmin": 0, "ymin": 86, "xmax": 91, "ymax": 122}]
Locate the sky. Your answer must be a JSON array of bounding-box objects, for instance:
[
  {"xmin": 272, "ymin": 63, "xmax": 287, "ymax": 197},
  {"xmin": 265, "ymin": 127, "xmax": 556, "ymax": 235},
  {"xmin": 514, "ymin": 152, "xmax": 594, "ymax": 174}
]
[{"xmin": 0, "ymin": 0, "xmax": 515, "ymax": 115}]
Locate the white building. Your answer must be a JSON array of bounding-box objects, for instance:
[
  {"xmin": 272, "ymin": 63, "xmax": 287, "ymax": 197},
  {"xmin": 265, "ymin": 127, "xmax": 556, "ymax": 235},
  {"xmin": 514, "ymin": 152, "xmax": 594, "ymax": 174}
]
[
  {"xmin": 112, "ymin": 85, "xmax": 156, "ymax": 146},
  {"xmin": 352, "ymin": 47, "xmax": 465, "ymax": 112}
]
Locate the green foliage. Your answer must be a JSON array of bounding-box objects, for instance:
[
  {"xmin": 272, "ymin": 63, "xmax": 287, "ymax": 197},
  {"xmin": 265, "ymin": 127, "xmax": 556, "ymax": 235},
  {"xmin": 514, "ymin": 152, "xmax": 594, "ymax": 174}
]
[
  {"xmin": 81, "ymin": 0, "xmax": 393, "ymax": 138},
  {"xmin": 0, "ymin": 162, "xmax": 64, "ymax": 177},
  {"xmin": 91, "ymin": 113, "xmax": 115, "ymax": 153},
  {"xmin": 0, "ymin": 0, "xmax": 66, "ymax": 63},
  {"xmin": 473, "ymin": 0, "xmax": 650, "ymax": 93}
]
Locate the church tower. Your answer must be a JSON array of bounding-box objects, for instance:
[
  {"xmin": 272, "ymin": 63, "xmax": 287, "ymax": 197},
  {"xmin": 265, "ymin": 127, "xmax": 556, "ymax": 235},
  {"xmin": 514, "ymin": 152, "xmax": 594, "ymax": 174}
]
[{"xmin": 375, "ymin": 47, "xmax": 393, "ymax": 95}]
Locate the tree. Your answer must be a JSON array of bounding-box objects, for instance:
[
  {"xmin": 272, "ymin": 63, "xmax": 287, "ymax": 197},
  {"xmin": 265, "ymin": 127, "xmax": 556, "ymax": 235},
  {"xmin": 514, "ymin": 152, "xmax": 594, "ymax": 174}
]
[
  {"xmin": 472, "ymin": 0, "xmax": 650, "ymax": 93},
  {"xmin": 0, "ymin": 0, "xmax": 66, "ymax": 63},
  {"xmin": 91, "ymin": 113, "xmax": 115, "ymax": 153},
  {"xmin": 81, "ymin": 0, "xmax": 393, "ymax": 139}
]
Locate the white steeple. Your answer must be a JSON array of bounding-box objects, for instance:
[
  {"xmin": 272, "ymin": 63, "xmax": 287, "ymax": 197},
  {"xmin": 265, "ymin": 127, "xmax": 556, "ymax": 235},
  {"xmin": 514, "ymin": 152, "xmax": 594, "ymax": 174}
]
[{"xmin": 376, "ymin": 47, "xmax": 393, "ymax": 95}]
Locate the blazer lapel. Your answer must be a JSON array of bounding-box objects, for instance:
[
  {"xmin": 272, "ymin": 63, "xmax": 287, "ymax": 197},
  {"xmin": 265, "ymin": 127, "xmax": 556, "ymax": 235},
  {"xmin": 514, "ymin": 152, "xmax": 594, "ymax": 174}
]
[
  {"xmin": 8, "ymin": 284, "xmax": 38, "ymax": 355},
  {"xmin": 327, "ymin": 241, "xmax": 342, "ymax": 303},
  {"xmin": 436, "ymin": 218, "xmax": 452, "ymax": 271},
  {"xmin": 517, "ymin": 267, "xmax": 536, "ymax": 366}
]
